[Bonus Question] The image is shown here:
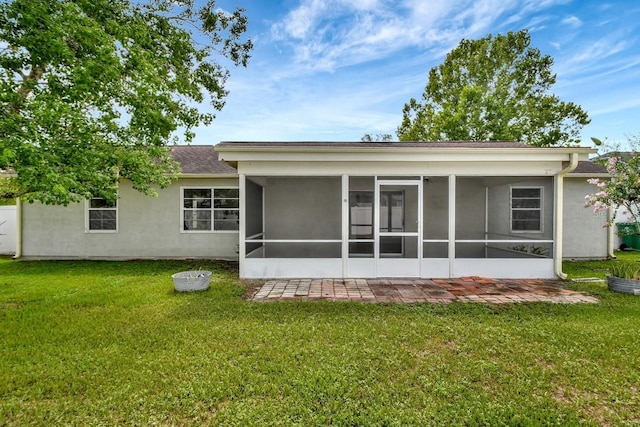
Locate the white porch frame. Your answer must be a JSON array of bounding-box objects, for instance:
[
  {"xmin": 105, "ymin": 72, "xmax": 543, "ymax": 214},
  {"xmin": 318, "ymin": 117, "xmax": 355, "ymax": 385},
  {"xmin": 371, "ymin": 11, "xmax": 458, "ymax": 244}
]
[
  {"xmin": 240, "ymin": 174, "xmax": 555, "ymax": 279},
  {"xmin": 375, "ymin": 178, "xmax": 423, "ymax": 277},
  {"xmin": 216, "ymin": 142, "xmax": 594, "ymax": 280}
]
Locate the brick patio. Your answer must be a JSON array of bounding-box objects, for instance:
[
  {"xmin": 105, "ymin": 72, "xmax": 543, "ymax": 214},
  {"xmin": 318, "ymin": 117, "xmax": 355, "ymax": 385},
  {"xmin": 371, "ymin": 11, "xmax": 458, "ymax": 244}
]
[{"xmin": 249, "ymin": 277, "xmax": 599, "ymax": 304}]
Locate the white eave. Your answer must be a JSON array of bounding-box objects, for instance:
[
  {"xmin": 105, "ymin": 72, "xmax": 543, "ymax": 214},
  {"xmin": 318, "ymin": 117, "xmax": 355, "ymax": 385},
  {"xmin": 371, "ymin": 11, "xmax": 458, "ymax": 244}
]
[{"xmin": 215, "ymin": 143, "xmax": 596, "ymax": 164}]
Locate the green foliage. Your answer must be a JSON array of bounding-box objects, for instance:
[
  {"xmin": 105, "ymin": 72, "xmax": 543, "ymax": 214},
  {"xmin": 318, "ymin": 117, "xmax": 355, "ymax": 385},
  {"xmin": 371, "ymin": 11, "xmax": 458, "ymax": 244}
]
[
  {"xmin": 0, "ymin": 0, "xmax": 252, "ymax": 205},
  {"xmin": 398, "ymin": 29, "xmax": 590, "ymax": 146},
  {"xmin": 1, "ymin": 258, "xmax": 640, "ymax": 424},
  {"xmin": 608, "ymin": 260, "xmax": 640, "ymax": 279},
  {"xmin": 361, "ymin": 133, "xmax": 394, "ymax": 142},
  {"xmin": 509, "ymin": 245, "xmax": 550, "ymax": 257},
  {"xmin": 586, "ymin": 135, "xmax": 640, "ymax": 226},
  {"xmin": 0, "ymin": 176, "xmax": 18, "ymax": 204}
]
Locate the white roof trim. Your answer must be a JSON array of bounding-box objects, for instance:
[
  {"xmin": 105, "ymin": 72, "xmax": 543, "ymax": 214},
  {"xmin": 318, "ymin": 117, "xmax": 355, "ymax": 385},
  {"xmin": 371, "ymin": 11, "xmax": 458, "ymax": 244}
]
[{"xmin": 178, "ymin": 173, "xmax": 239, "ymax": 179}]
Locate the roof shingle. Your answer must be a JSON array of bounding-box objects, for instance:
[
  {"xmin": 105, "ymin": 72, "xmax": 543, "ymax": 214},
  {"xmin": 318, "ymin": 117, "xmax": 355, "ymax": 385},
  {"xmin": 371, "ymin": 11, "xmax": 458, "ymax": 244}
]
[
  {"xmin": 170, "ymin": 145, "xmax": 236, "ymax": 175},
  {"xmin": 569, "ymin": 161, "xmax": 608, "ymax": 175}
]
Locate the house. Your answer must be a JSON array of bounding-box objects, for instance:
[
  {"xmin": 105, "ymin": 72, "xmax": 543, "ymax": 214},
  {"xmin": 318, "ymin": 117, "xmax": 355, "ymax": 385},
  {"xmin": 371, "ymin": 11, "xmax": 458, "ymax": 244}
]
[
  {"xmin": 16, "ymin": 141, "xmax": 611, "ymax": 279},
  {"xmin": 17, "ymin": 146, "xmax": 240, "ymax": 261}
]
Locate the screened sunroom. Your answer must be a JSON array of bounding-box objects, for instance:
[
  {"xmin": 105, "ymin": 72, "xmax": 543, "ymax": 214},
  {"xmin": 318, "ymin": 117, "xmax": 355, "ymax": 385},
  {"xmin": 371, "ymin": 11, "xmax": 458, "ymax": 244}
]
[{"xmin": 215, "ymin": 141, "xmax": 595, "ymax": 279}]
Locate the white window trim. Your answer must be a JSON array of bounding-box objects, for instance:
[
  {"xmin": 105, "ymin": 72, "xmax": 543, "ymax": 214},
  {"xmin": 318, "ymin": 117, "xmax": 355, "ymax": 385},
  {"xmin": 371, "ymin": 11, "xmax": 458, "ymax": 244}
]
[
  {"xmin": 180, "ymin": 186, "xmax": 240, "ymax": 233},
  {"xmin": 85, "ymin": 198, "xmax": 118, "ymax": 234},
  {"xmin": 510, "ymin": 185, "xmax": 543, "ymax": 233}
]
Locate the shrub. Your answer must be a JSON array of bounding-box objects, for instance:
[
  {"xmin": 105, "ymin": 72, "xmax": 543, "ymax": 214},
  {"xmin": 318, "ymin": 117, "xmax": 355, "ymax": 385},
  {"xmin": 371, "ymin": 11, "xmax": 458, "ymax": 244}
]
[{"xmin": 608, "ymin": 260, "xmax": 640, "ymax": 279}]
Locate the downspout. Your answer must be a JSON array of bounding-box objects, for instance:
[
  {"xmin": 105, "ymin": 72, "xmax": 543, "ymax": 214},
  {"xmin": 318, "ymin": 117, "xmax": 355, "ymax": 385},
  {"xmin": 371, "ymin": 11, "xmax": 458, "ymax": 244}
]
[
  {"xmin": 13, "ymin": 198, "xmax": 22, "ymax": 259},
  {"xmin": 554, "ymin": 152, "xmax": 579, "ymax": 279}
]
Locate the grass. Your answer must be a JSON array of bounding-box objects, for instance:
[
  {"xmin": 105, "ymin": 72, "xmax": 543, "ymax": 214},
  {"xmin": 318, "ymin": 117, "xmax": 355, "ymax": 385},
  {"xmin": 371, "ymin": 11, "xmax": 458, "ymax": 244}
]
[
  {"xmin": 564, "ymin": 250, "xmax": 640, "ymax": 280},
  {"xmin": 1, "ymin": 257, "xmax": 639, "ymax": 425}
]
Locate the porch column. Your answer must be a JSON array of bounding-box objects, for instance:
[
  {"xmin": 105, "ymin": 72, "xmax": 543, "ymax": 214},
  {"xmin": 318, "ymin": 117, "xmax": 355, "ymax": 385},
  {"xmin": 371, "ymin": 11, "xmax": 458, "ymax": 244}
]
[
  {"xmin": 341, "ymin": 175, "xmax": 349, "ymax": 278},
  {"xmin": 448, "ymin": 174, "xmax": 456, "ymax": 278},
  {"xmin": 239, "ymin": 173, "xmax": 246, "ymax": 279},
  {"xmin": 554, "ymin": 174, "xmax": 564, "ymax": 278}
]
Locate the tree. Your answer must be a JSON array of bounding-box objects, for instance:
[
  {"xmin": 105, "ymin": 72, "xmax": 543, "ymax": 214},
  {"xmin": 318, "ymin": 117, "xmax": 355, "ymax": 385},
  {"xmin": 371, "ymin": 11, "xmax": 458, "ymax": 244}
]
[
  {"xmin": 397, "ymin": 29, "xmax": 589, "ymax": 146},
  {"xmin": 585, "ymin": 135, "xmax": 640, "ymax": 227},
  {"xmin": 361, "ymin": 133, "xmax": 394, "ymax": 142},
  {"xmin": 0, "ymin": 0, "xmax": 252, "ymax": 205}
]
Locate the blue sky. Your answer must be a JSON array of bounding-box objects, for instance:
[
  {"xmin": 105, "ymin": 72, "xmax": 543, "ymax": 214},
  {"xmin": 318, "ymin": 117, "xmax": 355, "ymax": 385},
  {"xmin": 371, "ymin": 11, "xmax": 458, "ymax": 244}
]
[{"xmin": 195, "ymin": 0, "xmax": 640, "ymax": 147}]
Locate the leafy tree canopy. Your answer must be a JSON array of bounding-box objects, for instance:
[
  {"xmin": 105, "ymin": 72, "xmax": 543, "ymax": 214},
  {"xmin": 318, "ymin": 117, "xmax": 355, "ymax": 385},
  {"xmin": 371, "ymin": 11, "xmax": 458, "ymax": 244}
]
[
  {"xmin": 397, "ymin": 29, "xmax": 589, "ymax": 147},
  {"xmin": 0, "ymin": 0, "xmax": 252, "ymax": 204},
  {"xmin": 361, "ymin": 133, "xmax": 394, "ymax": 142}
]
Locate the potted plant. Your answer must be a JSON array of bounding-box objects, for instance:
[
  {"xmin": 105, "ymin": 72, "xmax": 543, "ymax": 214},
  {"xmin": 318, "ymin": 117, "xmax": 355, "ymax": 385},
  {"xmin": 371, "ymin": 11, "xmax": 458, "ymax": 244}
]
[{"xmin": 607, "ymin": 260, "xmax": 640, "ymax": 295}]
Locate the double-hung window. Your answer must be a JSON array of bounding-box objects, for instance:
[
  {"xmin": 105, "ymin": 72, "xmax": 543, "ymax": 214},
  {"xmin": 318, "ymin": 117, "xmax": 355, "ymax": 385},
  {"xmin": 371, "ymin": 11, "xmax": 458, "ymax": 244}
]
[
  {"xmin": 86, "ymin": 198, "xmax": 117, "ymax": 232},
  {"xmin": 510, "ymin": 187, "xmax": 543, "ymax": 232},
  {"xmin": 182, "ymin": 188, "xmax": 239, "ymax": 232}
]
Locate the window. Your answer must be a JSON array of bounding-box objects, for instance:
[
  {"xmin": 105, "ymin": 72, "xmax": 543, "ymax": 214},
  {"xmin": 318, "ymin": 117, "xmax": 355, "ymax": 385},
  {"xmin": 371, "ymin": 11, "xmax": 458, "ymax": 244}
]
[
  {"xmin": 87, "ymin": 198, "xmax": 117, "ymax": 232},
  {"xmin": 182, "ymin": 188, "xmax": 239, "ymax": 232},
  {"xmin": 349, "ymin": 191, "xmax": 373, "ymax": 238},
  {"xmin": 511, "ymin": 187, "xmax": 542, "ymax": 232}
]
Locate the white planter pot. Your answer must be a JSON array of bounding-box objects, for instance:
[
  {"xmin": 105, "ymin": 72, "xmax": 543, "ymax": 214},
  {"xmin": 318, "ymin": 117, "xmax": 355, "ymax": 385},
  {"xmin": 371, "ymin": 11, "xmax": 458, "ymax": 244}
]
[{"xmin": 172, "ymin": 270, "xmax": 212, "ymax": 292}]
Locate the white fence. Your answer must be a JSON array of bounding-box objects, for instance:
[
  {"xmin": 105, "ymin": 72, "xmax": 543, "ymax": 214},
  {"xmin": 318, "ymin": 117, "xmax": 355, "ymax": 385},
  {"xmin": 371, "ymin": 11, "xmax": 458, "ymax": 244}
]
[{"xmin": 0, "ymin": 205, "xmax": 17, "ymax": 255}]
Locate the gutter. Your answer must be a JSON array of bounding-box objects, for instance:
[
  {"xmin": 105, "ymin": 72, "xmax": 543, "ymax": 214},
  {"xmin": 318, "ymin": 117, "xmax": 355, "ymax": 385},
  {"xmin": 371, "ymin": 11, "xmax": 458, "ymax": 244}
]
[
  {"xmin": 13, "ymin": 198, "xmax": 22, "ymax": 259},
  {"xmin": 554, "ymin": 152, "xmax": 579, "ymax": 279}
]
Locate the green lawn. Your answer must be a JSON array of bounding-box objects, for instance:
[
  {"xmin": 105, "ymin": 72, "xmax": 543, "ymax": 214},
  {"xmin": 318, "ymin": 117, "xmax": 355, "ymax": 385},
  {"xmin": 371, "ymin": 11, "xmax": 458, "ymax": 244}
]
[{"xmin": 1, "ymin": 257, "xmax": 639, "ymax": 426}]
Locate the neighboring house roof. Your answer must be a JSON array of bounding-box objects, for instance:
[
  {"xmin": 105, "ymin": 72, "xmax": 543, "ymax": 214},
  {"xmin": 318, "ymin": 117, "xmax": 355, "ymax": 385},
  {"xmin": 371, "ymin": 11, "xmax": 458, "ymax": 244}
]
[
  {"xmin": 569, "ymin": 161, "xmax": 608, "ymax": 175},
  {"xmin": 170, "ymin": 145, "xmax": 236, "ymax": 175},
  {"xmin": 593, "ymin": 151, "xmax": 634, "ymax": 162}
]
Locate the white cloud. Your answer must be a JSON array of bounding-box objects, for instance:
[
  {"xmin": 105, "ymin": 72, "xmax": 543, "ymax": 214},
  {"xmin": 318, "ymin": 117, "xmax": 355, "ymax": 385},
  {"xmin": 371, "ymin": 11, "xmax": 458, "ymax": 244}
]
[
  {"xmin": 561, "ymin": 15, "xmax": 583, "ymax": 27},
  {"xmin": 589, "ymin": 97, "xmax": 640, "ymax": 116},
  {"xmin": 502, "ymin": 0, "xmax": 570, "ymax": 26},
  {"xmin": 270, "ymin": 0, "xmax": 329, "ymax": 40},
  {"xmin": 560, "ymin": 36, "xmax": 630, "ymax": 72},
  {"xmin": 198, "ymin": 0, "xmax": 640, "ymax": 146},
  {"xmin": 268, "ymin": 0, "xmax": 542, "ymax": 74}
]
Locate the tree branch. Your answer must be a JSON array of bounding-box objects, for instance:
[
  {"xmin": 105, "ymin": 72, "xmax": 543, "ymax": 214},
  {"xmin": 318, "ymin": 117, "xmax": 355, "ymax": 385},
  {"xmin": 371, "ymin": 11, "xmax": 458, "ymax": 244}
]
[{"xmin": 11, "ymin": 65, "xmax": 45, "ymax": 114}]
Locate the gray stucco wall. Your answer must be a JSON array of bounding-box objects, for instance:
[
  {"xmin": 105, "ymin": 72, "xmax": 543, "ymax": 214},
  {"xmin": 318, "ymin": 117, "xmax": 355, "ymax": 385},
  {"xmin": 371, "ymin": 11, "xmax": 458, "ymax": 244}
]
[
  {"xmin": 563, "ymin": 178, "xmax": 609, "ymax": 259},
  {"xmin": 486, "ymin": 177, "xmax": 554, "ymax": 240},
  {"xmin": 264, "ymin": 177, "xmax": 341, "ymax": 257},
  {"xmin": 485, "ymin": 177, "xmax": 554, "ymax": 259},
  {"xmin": 423, "ymin": 177, "xmax": 448, "ymax": 258},
  {"xmin": 21, "ymin": 178, "xmax": 239, "ymax": 260},
  {"xmin": 423, "ymin": 177, "xmax": 449, "ymax": 240},
  {"xmin": 246, "ymin": 179, "xmax": 263, "ymax": 237},
  {"xmin": 455, "ymin": 178, "xmax": 488, "ymax": 257}
]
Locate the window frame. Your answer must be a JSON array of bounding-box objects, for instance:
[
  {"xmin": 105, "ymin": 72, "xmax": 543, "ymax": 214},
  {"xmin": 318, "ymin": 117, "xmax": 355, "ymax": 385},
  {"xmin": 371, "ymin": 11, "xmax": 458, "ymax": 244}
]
[
  {"xmin": 510, "ymin": 186, "xmax": 543, "ymax": 233},
  {"xmin": 85, "ymin": 197, "xmax": 118, "ymax": 233},
  {"xmin": 180, "ymin": 186, "xmax": 240, "ymax": 233}
]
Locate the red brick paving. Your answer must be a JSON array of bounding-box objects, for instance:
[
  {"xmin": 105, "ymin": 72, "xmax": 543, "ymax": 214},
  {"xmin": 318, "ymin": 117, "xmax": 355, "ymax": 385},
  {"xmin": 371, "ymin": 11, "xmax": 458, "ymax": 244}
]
[{"xmin": 250, "ymin": 277, "xmax": 598, "ymax": 304}]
